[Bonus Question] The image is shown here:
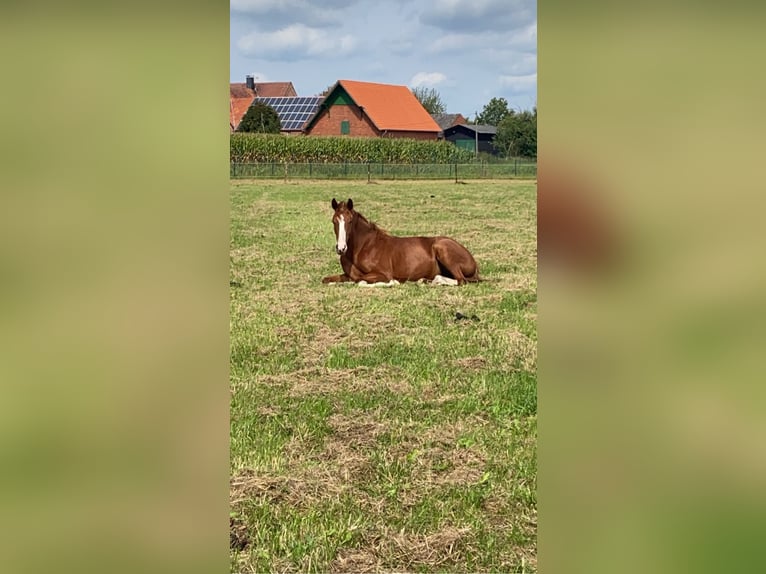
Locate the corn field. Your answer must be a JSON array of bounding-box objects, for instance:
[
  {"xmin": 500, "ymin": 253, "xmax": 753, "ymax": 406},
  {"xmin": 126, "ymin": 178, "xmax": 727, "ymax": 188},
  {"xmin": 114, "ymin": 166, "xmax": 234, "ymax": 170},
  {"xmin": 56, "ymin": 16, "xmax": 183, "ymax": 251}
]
[{"xmin": 230, "ymin": 133, "xmax": 476, "ymax": 164}]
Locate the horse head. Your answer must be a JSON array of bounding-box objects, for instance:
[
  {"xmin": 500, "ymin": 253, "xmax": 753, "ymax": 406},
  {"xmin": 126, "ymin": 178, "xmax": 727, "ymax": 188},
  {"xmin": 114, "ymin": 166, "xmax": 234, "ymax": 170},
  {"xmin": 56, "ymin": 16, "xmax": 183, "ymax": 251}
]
[{"xmin": 330, "ymin": 198, "xmax": 354, "ymax": 255}]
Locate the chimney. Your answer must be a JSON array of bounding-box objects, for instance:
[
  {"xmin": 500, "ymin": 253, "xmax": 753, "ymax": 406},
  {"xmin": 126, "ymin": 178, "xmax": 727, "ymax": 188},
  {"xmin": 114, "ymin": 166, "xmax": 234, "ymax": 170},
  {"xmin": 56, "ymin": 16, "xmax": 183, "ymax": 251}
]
[{"xmin": 246, "ymin": 75, "xmax": 255, "ymax": 91}]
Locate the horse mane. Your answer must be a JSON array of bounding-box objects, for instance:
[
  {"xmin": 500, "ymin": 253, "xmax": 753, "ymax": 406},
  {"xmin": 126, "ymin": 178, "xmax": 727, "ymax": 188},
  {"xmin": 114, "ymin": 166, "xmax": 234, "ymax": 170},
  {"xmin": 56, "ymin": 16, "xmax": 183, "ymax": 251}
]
[{"xmin": 354, "ymin": 210, "xmax": 390, "ymax": 236}]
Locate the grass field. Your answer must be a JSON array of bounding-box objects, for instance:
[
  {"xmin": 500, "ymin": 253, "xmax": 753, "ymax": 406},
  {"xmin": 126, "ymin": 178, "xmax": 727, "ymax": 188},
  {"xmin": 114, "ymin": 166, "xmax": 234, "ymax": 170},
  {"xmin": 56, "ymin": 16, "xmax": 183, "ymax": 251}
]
[{"xmin": 230, "ymin": 179, "xmax": 537, "ymax": 573}]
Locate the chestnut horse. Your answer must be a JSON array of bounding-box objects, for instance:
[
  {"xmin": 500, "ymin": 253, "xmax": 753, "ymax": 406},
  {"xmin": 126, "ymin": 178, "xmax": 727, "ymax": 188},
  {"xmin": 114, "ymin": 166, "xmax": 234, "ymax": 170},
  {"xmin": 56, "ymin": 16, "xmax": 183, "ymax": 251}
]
[{"xmin": 321, "ymin": 198, "xmax": 479, "ymax": 285}]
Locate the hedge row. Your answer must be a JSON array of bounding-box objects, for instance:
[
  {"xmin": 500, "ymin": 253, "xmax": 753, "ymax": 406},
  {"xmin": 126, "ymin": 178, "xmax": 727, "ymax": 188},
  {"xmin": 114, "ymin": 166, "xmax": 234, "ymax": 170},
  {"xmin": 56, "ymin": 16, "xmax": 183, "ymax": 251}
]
[{"xmin": 230, "ymin": 133, "xmax": 476, "ymax": 164}]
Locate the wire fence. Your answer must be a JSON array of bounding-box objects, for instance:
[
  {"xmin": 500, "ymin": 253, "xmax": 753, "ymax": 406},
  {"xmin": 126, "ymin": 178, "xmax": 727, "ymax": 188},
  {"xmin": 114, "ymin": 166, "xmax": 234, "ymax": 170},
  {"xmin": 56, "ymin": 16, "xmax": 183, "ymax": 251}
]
[{"xmin": 230, "ymin": 161, "xmax": 537, "ymax": 181}]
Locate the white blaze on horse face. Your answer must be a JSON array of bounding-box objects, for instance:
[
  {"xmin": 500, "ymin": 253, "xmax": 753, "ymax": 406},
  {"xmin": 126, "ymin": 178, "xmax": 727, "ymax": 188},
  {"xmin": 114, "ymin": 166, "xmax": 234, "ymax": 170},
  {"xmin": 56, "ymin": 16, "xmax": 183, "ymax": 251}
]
[{"xmin": 336, "ymin": 216, "xmax": 347, "ymax": 254}]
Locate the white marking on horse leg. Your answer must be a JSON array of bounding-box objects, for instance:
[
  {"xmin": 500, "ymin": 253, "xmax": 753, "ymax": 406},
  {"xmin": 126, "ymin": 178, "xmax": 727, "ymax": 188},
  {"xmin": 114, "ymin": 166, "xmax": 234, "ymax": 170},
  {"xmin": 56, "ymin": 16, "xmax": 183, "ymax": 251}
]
[
  {"xmin": 357, "ymin": 279, "xmax": 400, "ymax": 287},
  {"xmin": 432, "ymin": 275, "xmax": 458, "ymax": 286},
  {"xmin": 336, "ymin": 218, "xmax": 347, "ymax": 254}
]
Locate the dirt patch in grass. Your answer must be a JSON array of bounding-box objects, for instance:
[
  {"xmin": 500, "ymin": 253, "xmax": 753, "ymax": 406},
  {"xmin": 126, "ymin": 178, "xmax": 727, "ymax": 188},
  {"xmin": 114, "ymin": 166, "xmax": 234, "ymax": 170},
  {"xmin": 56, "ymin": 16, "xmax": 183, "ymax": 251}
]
[
  {"xmin": 387, "ymin": 525, "xmax": 473, "ymax": 569},
  {"xmin": 333, "ymin": 526, "xmax": 472, "ymax": 572},
  {"xmin": 230, "ymin": 469, "xmax": 292, "ymax": 506},
  {"xmin": 317, "ymin": 411, "xmax": 388, "ymax": 485},
  {"xmin": 331, "ymin": 548, "xmax": 380, "ymax": 573},
  {"xmin": 287, "ymin": 365, "xmax": 413, "ymax": 398},
  {"xmin": 395, "ymin": 525, "xmax": 471, "ymax": 562},
  {"xmin": 292, "ymin": 322, "xmax": 343, "ymax": 367},
  {"xmin": 453, "ymin": 356, "xmax": 487, "ymax": 370},
  {"xmin": 229, "ymin": 515, "xmax": 249, "ymax": 551},
  {"xmin": 231, "ymin": 464, "xmax": 357, "ymax": 512},
  {"xmin": 506, "ymin": 330, "xmax": 537, "ymax": 372}
]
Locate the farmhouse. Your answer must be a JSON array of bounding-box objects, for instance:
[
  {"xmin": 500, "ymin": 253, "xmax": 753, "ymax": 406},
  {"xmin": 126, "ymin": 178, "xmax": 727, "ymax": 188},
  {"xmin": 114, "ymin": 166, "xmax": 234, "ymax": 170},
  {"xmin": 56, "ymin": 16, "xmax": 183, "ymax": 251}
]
[
  {"xmin": 303, "ymin": 80, "xmax": 440, "ymax": 140},
  {"xmin": 230, "ymin": 75, "xmax": 298, "ymax": 131},
  {"xmin": 443, "ymin": 124, "xmax": 498, "ymax": 155}
]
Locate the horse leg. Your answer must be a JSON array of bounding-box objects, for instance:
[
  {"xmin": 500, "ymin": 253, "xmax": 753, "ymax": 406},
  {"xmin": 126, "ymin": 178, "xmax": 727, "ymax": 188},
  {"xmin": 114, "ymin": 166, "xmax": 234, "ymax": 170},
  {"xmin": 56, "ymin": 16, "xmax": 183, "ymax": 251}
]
[
  {"xmin": 432, "ymin": 274, "xmax": 459, "ymax": 286},
  {"xmin": 434, "ymin": 255, "xmax": 467, "ymax": 285},
  {"xmin": 322, "ymin": 273, "xmax": 353, "ymax": 284},
  {"xmin": 433, "ymin": 240, "xmax": 476, "ymax": 286},
  {"xmin": 356, "ymin": 271, "xmax": 392, "ymax": 284}
]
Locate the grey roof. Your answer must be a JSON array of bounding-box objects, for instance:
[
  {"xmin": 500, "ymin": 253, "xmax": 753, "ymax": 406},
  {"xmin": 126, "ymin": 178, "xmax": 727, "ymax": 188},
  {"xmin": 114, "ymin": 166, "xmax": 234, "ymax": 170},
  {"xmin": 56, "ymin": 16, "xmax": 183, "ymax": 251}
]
[
  {"xmin": 431, "ymin": 113, "xmax": 465, "ymax": 131},
  {"xmin": 444, "ymin": 124, "xmax": 497, "ymax": 135}
]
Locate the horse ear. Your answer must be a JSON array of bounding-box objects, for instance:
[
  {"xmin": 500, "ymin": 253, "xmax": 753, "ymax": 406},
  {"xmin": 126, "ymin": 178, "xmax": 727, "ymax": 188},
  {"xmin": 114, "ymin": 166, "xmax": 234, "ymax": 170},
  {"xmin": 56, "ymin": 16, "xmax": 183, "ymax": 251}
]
[
  {"xmin": 347, "ymin": 198, "xmax": 353, "ymax": 210},
  {"xmin": 331, "ymin": 198, "xmax": 338, "ymax": 209}
]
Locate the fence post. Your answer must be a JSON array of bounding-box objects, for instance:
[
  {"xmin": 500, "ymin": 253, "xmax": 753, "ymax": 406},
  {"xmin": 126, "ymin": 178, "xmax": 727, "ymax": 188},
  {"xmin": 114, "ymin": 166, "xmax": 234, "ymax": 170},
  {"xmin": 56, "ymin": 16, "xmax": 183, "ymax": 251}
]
[
  {"xmin": 515, "ymin": 158, "xmax": 518, "ymax": 177},
  {"xmin": 367, "ymin": 162, "xmax": 371, "ymax": 184},
  {"xmin": 309, "ymin": 162, "xmax": 312, "ymax": 177}
]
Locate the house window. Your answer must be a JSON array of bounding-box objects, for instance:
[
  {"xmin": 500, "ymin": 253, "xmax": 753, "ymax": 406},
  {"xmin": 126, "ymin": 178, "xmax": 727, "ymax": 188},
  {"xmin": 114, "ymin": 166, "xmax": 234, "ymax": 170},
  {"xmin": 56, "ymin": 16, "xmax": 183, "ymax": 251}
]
[{"xmin": 340, "ymin": 120, "xmax": 350, "ymax": 135}]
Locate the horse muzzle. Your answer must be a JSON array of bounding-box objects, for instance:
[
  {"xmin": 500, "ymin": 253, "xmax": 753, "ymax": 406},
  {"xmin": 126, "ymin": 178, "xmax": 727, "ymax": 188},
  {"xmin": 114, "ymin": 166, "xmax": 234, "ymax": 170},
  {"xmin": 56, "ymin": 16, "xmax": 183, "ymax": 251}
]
[{"xmin": 335, "ymin": 245, "xmax": 347, "ymax": 255}]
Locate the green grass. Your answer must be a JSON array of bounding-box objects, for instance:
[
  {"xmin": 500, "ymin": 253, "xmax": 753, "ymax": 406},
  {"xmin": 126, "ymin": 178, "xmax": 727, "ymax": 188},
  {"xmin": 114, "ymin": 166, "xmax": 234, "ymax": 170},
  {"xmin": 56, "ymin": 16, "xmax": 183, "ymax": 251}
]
[{"xmin": 230, "ymin": 179, "xmax": 537, "ymax": 573}]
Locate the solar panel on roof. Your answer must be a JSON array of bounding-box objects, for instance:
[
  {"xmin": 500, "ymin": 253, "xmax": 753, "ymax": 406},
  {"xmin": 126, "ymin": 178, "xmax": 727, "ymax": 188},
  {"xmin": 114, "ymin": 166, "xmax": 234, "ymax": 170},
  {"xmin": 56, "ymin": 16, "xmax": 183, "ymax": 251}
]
[{"xmin": 254, "ymin": 96, "xmax": 322, "ymax": 131}]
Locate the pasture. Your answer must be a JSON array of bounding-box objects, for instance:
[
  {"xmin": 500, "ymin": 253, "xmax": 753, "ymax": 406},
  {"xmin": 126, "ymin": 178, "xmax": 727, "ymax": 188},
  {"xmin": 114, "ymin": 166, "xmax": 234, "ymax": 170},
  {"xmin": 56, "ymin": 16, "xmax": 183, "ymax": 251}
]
[{"xmin": 230, "ymin": 179, "xmax": 537, "ymax": 572}]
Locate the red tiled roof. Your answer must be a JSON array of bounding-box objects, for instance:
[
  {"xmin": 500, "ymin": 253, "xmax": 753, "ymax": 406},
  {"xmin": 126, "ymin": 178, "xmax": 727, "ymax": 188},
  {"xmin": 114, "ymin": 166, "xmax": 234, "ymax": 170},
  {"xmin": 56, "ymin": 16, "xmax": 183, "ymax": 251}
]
[
  {"xmin": 229, "ymin": 82, "xmax": 298, "ymax": 130},
  {"xmin": 230, "ymin": 98, "xmax": 254, "ymax": 131},
  {"xmin": 229, "ymin": 82, "xmax": 297, "ymax": 98},
  {"xmin": 338, "ymin": 80, "xmax": 441, "ymax": 133}
]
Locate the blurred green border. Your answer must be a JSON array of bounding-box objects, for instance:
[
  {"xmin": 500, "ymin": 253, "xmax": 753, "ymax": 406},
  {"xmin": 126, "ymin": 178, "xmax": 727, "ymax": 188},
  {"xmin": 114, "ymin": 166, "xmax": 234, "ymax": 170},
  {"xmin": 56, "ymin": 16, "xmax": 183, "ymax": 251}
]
[
  {"xmin": 0, "ymin": 3, "xmax": 230, "ymax": 574},
  {"xmin": 541, "ymin": 2, "xmax": 766, "ymax": 573}
]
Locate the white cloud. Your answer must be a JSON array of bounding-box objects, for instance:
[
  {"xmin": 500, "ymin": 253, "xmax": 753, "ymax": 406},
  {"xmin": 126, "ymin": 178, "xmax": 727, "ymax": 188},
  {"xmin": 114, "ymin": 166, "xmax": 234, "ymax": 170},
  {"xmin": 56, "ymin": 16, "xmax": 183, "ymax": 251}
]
[
  {"xmin": 499, "ymin": 73, "xmax": 537, "ymax": 93},
  {"xmin": 410, "ymin": 72, "xmax": 447, "ymax": 87},
  {"xmin": 483, "ymin": 51, "xmax": 537, "ymax": 76},
  {"xmin": 237, "ymin": 23, "xmax": 357, "ymax": 59},
  {"xmin": 421, "ymin": 0, "xmax": 536, "ymax": 33},
  {"xmin": 426, "ymin": 22, "xmax": 535, "ymax": 56},
  {"xmin": 231, "ymin": 0, "xmax": 361, "ymax": 27},
  {"xmin": 231, "ymin": 0, "xmax": 357, "ymax": 10},
  {"xmin": 427, "ymin": 33, "xmax": 475, "ymax": 55}
]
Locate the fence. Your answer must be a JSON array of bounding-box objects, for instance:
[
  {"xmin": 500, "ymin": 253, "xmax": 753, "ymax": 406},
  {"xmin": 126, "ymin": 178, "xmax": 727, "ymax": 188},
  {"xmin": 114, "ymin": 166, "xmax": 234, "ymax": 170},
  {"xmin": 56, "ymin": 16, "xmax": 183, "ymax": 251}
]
[{"xmin": 230, "ymin": 161, "xmax": 536, "ymax": 181}]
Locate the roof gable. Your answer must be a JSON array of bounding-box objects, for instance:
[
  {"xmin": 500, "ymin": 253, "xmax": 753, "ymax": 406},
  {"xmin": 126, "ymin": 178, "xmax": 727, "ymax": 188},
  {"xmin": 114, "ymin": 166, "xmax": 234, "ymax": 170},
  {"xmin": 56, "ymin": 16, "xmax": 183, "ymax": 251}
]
[{"xmin": 314, "ymin": 80, "xmax": 440, "ymax": 133}]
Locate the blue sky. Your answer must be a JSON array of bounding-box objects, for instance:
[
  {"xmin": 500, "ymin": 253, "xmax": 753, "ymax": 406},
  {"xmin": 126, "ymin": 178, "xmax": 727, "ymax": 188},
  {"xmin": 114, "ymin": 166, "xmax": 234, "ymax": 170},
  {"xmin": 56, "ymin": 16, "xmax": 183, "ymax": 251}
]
[{"xmin": 230, "ymin": 0, "xmax": 537, "ymax": 120}]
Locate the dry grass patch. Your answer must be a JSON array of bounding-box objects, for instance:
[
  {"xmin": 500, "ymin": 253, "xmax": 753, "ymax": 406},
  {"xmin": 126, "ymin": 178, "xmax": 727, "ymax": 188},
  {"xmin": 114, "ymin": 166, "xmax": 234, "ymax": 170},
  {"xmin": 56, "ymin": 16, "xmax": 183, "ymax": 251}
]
[
  {"xmin": 453, "ymin": 356, "xmax": 487, "ymax": 370},
  {"xmin": 287, "ymin": 365, "xmax": 413, "ymax": 398},
  {"xmin": 331, "ymin": 526, "xmax": 473, "ymax": 573},
  {"xmin": 331, "ymin": 547, "xmax": 380, "ymax": 573},
  {"xmin": 506, "ymin": 330, "xmax": 538, "ymax": 373}
]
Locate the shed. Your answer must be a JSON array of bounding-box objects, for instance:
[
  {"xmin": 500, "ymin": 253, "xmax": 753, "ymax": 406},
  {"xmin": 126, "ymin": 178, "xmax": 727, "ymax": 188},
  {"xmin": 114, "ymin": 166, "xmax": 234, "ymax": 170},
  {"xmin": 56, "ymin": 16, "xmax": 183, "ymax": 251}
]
[
  {"xmin": 443, "ymin": 124, "xmax": 498, "ymax": 155},
  {"xmin": 431, "ymin": 113, "xmax": 468, "ymax": 138}
]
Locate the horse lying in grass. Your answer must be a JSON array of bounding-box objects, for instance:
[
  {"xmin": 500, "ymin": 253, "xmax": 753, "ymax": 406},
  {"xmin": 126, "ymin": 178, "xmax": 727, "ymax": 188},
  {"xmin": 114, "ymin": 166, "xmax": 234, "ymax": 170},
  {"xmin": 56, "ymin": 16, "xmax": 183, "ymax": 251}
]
[{"xmin": 321, "ymin": 198, "xmax": 479, "ymax": 286}]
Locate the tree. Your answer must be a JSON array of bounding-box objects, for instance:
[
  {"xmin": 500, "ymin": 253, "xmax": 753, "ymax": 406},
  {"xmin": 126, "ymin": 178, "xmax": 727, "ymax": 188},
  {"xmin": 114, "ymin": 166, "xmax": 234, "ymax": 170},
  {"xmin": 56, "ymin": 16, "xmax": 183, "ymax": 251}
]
[
  {"xmin": 494, "ymin": 108, "xmax": 536, "ymax": 159},
  {"xmin": 237, "ymin": 101, "xmax": 281, "ymax": 133},
  {"xmin": 411, "ymin": 86, "xmax": 446, "ymax": 115},
  {"xmin": 475, "ymin": 97, "xmax": 513, "ymax": 126}
]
